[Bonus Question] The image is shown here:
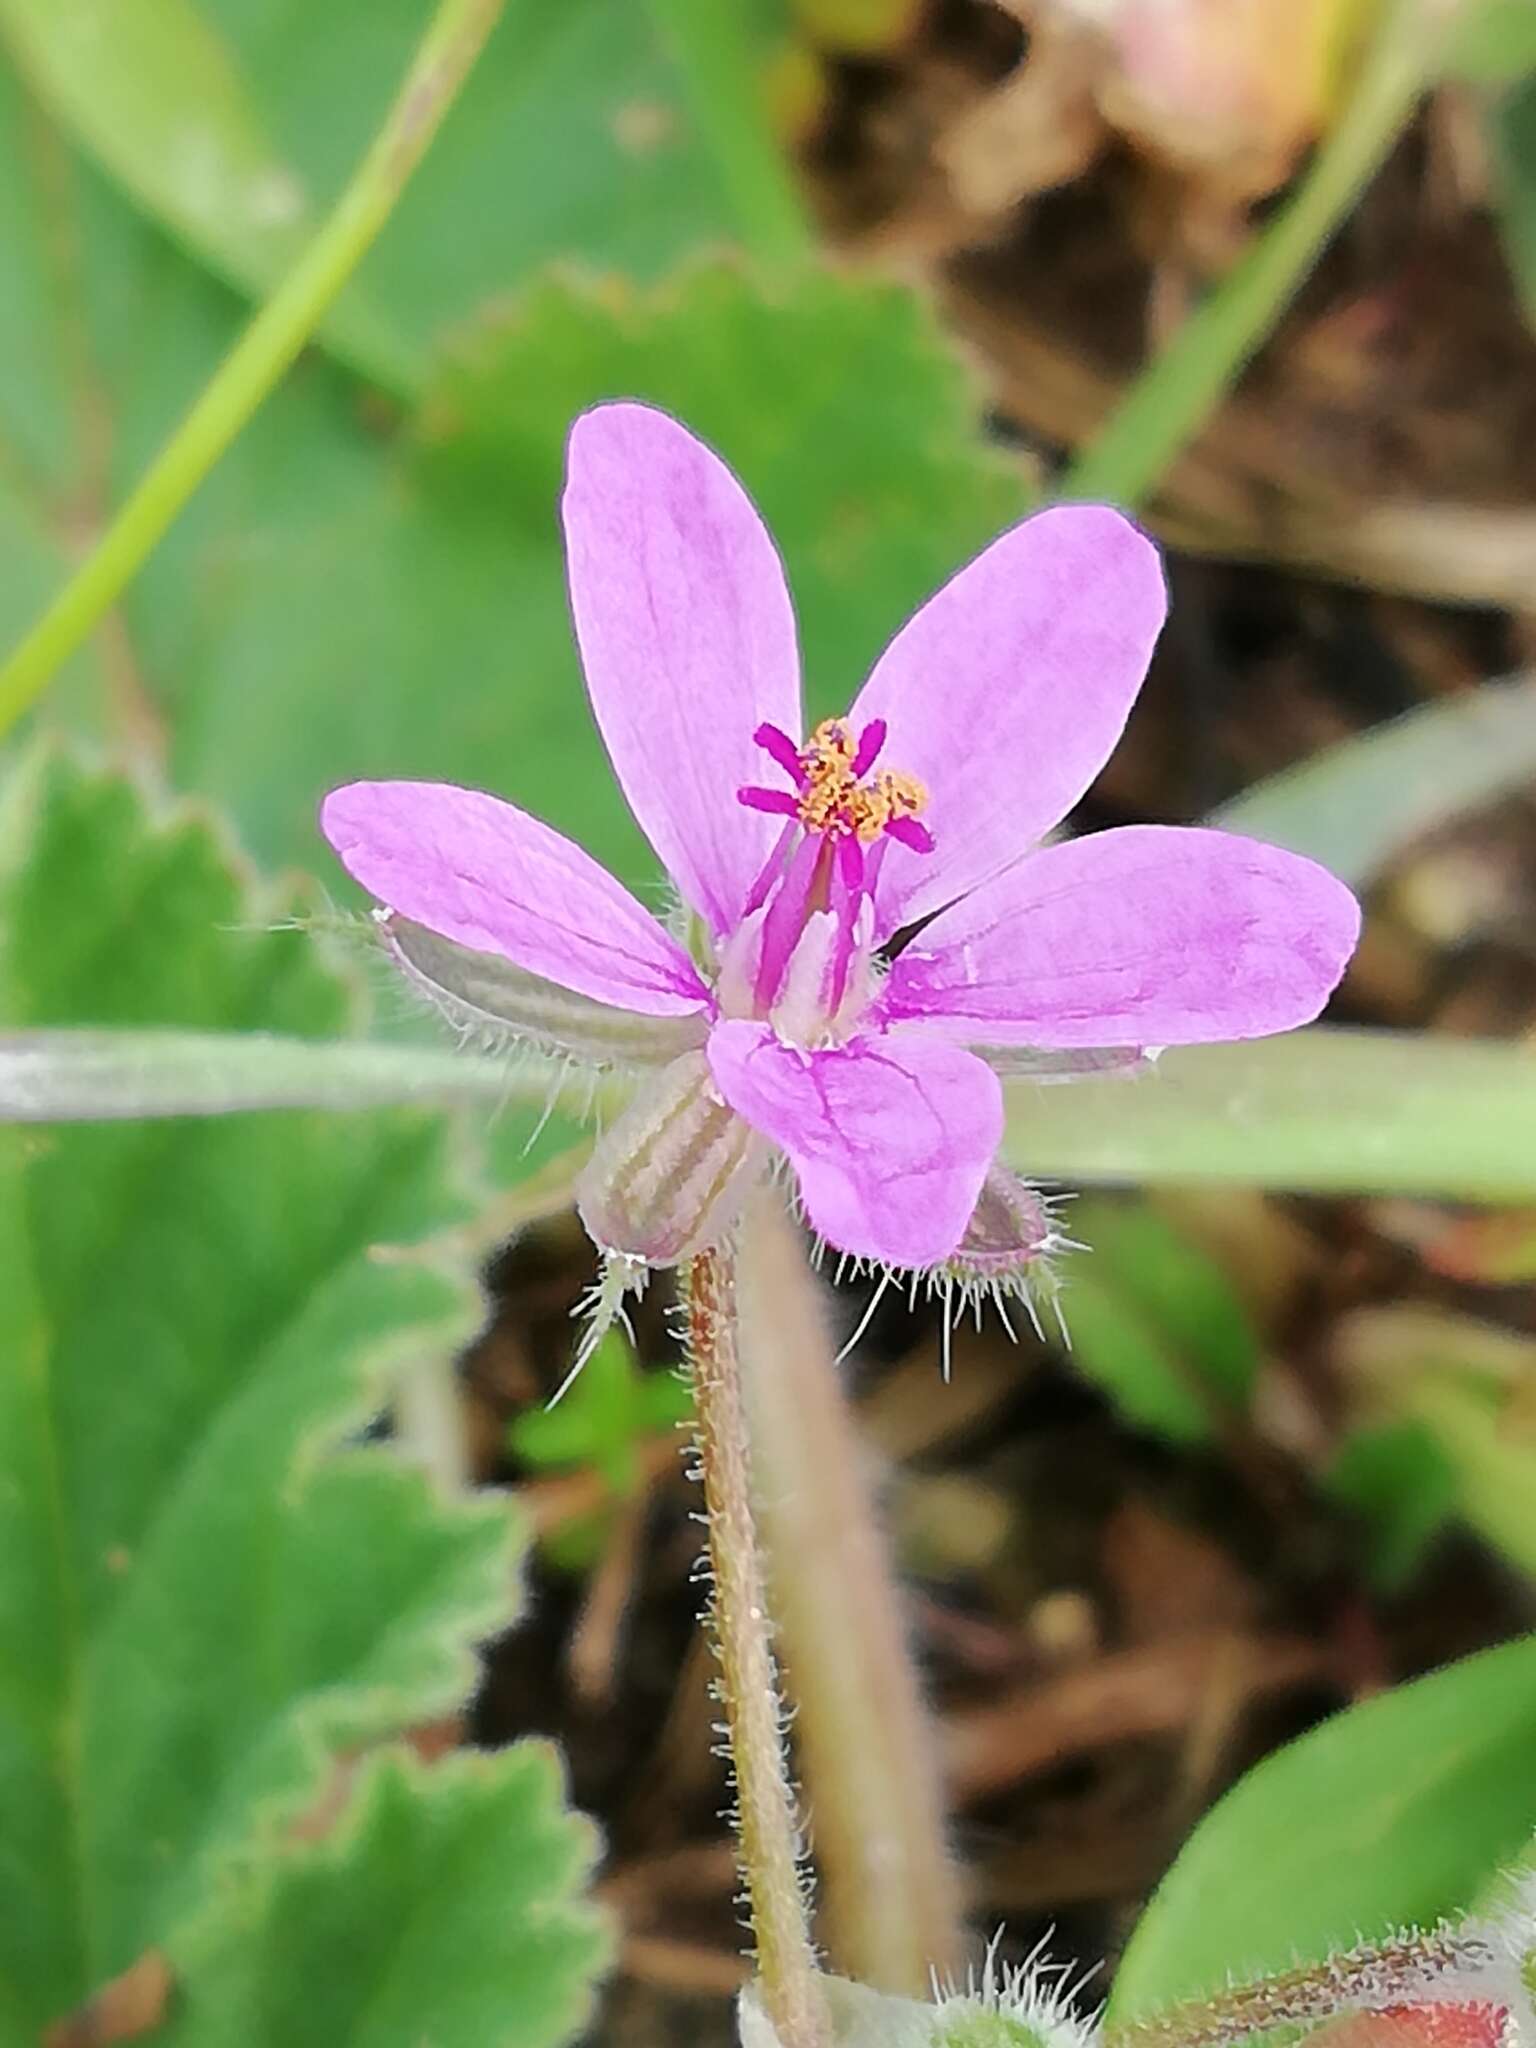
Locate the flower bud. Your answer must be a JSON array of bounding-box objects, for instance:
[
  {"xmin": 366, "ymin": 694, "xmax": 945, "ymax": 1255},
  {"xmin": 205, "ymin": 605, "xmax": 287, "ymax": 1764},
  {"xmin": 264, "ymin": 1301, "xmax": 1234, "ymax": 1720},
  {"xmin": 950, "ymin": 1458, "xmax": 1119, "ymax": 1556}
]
[{"xmin": 576, "ymin": 1052, "xmax": 765, "ymax": 1266}]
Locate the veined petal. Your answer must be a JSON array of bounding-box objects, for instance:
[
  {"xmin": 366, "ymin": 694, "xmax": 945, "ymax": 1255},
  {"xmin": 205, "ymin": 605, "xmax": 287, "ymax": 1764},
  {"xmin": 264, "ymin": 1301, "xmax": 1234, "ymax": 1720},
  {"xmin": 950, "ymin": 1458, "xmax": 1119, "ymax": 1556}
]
[
  {"xmin": 382, "ymin": 916, "xmax": 708, "ymax": 1067},
  {"xmin": 847, "ymin": 505, "xmax": 1167, "ymax": 937},
  {"xmin": 563, "ymin": 404, "xmax": 802, "ymax": 937},
  {"xmin": 321, "ymin": 780, "xmax": 710, "ymax": 1017},
  {"xmin": 707, "ymin": 1020, "xmax": 1002, "ymax": 1268},
  {"xmin": 883, "ymin": 825, "xmax": 1361, "ymax": 1047}
]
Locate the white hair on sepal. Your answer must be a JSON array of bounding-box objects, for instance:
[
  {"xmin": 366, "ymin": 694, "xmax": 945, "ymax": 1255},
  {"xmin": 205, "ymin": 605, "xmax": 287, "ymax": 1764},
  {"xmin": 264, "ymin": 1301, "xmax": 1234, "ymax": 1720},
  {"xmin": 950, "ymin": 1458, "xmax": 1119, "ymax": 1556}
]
[{"xmin": 930, "ymin": 1929, "xmax": 1104, "ymax": 2048}]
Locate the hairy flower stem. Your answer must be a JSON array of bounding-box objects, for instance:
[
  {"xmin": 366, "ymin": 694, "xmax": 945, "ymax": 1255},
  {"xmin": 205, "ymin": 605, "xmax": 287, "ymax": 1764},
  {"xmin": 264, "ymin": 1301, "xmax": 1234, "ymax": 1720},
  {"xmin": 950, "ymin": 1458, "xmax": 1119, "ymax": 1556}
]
[
  {"xmin": 739, "ymin": 1189, "xmax": 965, "ymax": 1995},
  {"xmin": 1106, "ymin": 1924, "xmax": 1506, "ymax": 2048},
  {"xmin": 0, "ymin": 0, "xmax": 506, "ymax": 739},
  {"xmin": 683, "ymin": 1243, "xmax": 828, "ymax": 2048}
]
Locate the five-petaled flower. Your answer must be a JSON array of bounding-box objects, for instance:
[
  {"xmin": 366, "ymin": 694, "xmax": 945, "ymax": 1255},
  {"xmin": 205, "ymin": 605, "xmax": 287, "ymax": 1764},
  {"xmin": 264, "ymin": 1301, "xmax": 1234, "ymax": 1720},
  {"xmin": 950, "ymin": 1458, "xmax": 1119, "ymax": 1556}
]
[{"xmin": 322, "ymin": 403, "xmax": 1359, "ymax": 1326}]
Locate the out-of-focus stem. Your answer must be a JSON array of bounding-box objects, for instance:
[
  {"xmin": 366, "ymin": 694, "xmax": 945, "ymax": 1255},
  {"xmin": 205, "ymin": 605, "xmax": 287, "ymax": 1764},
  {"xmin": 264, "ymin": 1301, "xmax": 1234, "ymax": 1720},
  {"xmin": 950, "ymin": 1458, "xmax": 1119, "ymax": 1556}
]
[
  {"xmin": 0, "ymin": 0, "xmax": 505, "ymax": 737},
  {"xmin": 683, "ymin": 1242, "xmax": 827, "ymax": 2048},
  {"xmin": 1062, "ymin": 0, "xmax": 1438, "ymax": 508},
  {"xmin": 740, "ymin": 1188, "xmax": 967, "ymax": 1995}
]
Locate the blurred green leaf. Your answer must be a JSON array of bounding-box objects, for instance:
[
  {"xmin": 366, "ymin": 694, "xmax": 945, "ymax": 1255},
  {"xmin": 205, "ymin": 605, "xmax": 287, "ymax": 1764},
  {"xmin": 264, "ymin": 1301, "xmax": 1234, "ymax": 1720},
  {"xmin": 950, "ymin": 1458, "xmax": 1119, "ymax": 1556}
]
[
  {"xmin": 0, "ymin": 751, "xmax": 603, "ymax": 2039},
  {"xmin": 511, "ymin": 1326, "xmax": 691, "ymax": 1497},
  {"xmin": 0, "ymin": 0, "xmax": 410, "ymax": 387},
  {"xmin": 1211, "ymin": 676, "xmax": 1536, "ymax": 888},
  {"xmin": 1447, "ymin": 0, "xmax": 1536, "ymax": 81},
  {"xmin": 1492, "ymin": 73, "xmax": 1536, "ymax": 329},
  {"xmin": 1325, "ymin": 1421, "xmax": 1459, "ymax": 1588},
  {"xmin": 0, "ymin": 0, "xmax": 802, "ymax": 391},
  {"xmin": 1336, "ymin": 1306, "xmax": 1536, "ymax": 1579},
  {"xmin": 1060, "ymin": 1199, "xmax": 1259, "ymax": 1443},
  {"xmin": 1111, "ymin": 1635, "xmax": 1536, "ymax": 2018},
  {"xmin": 1004, "ymin": 1029, "xmax": 1536, "ymax": 1201},
  {"xmin": 162, "ymin": 1751, "xmax": 603, "ymax": 2048}
]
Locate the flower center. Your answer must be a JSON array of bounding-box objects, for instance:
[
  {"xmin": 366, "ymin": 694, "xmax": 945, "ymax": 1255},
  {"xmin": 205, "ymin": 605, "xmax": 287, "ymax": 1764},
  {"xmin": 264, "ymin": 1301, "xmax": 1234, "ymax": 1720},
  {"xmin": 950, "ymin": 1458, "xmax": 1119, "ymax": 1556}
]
[
  {"xmin": 724, "ymin": 717, "xmax": 935, "ymax": 1040},
  {"xmin": 738, "ymin": 717, "xmax": 934, "ymax": 854}
]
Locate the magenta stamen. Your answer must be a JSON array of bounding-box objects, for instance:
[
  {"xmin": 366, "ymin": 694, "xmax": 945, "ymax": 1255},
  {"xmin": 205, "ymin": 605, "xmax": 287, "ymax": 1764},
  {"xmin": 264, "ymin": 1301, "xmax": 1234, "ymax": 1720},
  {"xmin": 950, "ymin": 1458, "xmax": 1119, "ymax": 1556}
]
[
  {"xmin": 851, "ymin": 718, "xmax": 887, "ymax": 780},
  {"xmin": 753, "ymin": 721, "xmax": 807, "ymax": 786},
  {"xmin": 742, "ymin": 820, "xmax": 797, "ymax": 919},
  {"xmin": 738, "ymin": 785, "xmax": 801, "ymax": 818},
  {"xmin": 887, "ymin": 815, "xmax": 936, "ymax": 854},
  {"xmin": 754, "ymin": 832, "xmax": 822, "ymax": 1009}
]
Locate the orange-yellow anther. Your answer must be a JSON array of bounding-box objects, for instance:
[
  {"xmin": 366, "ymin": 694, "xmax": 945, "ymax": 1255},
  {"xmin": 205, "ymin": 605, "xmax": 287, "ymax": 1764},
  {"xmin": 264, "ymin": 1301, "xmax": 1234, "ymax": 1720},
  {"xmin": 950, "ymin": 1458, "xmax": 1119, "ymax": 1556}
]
[{"xmin": 795, "ymin": 719, "xmax": 929, "ymax": 844}]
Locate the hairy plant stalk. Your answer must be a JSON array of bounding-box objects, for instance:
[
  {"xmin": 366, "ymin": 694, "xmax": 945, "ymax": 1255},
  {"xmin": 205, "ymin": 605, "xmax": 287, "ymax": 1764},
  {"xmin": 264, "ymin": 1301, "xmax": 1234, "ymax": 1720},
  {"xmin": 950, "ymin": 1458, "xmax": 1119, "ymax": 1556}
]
[
  {"xmin": 683, "ymin": 1242, "xmax": 828, "ymax": 2048},
  {"xmin": 1107, "ymin": 1923, "xmax": 1506, "ymax": 2048},
  {"xmin": 739, "ymin": 1188, "xmax": 966, "ymax": 1995},
  {"xmin": 0, "ymin": 0, "xmax": 506, "ymax": 738}
]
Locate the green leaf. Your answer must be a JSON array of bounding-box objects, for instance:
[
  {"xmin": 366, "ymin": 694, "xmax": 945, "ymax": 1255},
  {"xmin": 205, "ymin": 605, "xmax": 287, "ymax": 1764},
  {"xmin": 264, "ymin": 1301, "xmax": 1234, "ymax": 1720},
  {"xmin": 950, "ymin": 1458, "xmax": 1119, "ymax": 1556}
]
[
  {"xmin": 1062, "ymin": 1200, "xmax": 1259, "ymax": 1443},
  {"xmin": 1110, "ymin": 1635, "xmax": 1536, "ymax": 2019},
  {"xmin": 164, "ymin": 1750, "xmax": 603, "ymax": 2048},
  {"xmin": 1447, "ymin": 0, "xmax": 1536, "ymax": 82},
  {"xmin": 1210, "ymin": 675, "xmax": 1536, "ymax": 888},
  {"xmin": 1492, "ymin": 73, "xmax": 1536, "ymax": 330},
  {"xmin": 0, "ymin": 0, "xmax": 410, "ymax": 389},
  {"xmin": 511, "ymin": 1326, "xmax": 692, "ymax": 1496},
  {"xmin": 0, "ymin": 752, "xmax": 603, "ymax": 2040},
  {"xmin": 1325, "ymin": 1422, "xmax": 1459, "ymax": 1588},
  {"xmin": 1003, "ymin": 1029, "xmax": 1536, "ymax": 1200},
  {"xmin": 0, "ymin": 0, "xmax": 803, "ymax": 390}
]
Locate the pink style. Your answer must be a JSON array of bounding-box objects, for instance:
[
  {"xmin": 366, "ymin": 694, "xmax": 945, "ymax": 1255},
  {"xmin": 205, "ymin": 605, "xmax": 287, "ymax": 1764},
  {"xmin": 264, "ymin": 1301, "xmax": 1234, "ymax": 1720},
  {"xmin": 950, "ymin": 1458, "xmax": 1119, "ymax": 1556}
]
[{"xmin": 321, "ymin": 402, "xmax": 1360, "ymax": 1291}]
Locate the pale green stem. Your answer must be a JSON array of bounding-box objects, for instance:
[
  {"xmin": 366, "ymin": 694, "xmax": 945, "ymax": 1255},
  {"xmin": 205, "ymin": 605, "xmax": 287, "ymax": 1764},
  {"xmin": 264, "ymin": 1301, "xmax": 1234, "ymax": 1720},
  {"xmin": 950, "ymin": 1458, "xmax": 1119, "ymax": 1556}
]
[
  {"xmin": 739, "ymin": 1188, "xmax": 966, "ymax": 1996},
  {"xmin": 683, "ymin": 1242, "xmax": 828, "ymax": 2048},
  {"xmin": 0, "ymin": 0, "xmax": 506, "ymax": 739},
  {"xmin": 647, "ymin": 0, "xmax": 813, "ymax": 265},
  {"xmin": 1062, "ymin": 0, "xmax": 1440, "ymax": 508}
]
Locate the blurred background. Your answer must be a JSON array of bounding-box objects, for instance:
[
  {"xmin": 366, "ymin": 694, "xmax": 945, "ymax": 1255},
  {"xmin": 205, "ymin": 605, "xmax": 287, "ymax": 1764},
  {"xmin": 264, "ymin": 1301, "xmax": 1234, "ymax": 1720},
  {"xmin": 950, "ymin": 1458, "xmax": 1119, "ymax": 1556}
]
[{"xmin": 5, "ymin": 1, "xmax": 1536, "ymax": 2043}]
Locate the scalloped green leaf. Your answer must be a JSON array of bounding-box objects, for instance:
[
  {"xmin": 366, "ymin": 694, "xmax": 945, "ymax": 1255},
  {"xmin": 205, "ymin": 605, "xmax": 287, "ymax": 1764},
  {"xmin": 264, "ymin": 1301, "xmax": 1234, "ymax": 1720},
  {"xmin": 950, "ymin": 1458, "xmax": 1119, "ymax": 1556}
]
[
  {"xmin": 0, "ymin": 753, "xmax": 603, "ymax": 2043},
  {"xmin": 164, "ymin": 1751, "xmax": 604, "ymax": 2048},
  {"xmin": 1110, "ymin": 1636, "xmax": 1536, "ymax": 2022}
]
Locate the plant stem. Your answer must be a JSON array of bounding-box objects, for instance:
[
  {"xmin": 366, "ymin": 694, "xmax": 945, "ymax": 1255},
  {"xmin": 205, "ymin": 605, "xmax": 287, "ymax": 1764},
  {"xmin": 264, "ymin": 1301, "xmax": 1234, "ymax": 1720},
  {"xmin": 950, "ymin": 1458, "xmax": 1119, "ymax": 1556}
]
[
  {"xmin": 1061, "ymin": 0, "xmax": 1437, "ymax": 508},
  {"xmin": 739, "ymin": 1188, "xmax": 965, "ymax": 1996},
  {"xmin": 0, "ymin": 0, "xmax": 505, "ymax": 741},
  {"xmin": 647, "ymin": 0, "xmax": 813, "ymax": 265},
  {"xmin": 683, "ymin": 1242, "xmax": 827, "ymax": 2048}
]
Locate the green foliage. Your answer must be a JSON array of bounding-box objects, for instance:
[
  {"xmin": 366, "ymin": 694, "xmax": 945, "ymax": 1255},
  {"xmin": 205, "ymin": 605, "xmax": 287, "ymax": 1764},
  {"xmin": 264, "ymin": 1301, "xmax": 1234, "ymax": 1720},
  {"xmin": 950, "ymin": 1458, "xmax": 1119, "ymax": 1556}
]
[
  {"xmin": 1210, "ymin": 676, "xmax": 1536, "ymax": 889},
  {"xmin": 1326, "ymin": 1422, "xmax": 1459, "ymax": 1587},
  {"xmin": 1448, "ymin": 0, "xmax": 1536, "ymax": 82},
  {"xmin": 1110, "ymin": 1634, "xmax": 1536, "ymax": 2018},
  {"xmin": 511, "ymin": 1325, "xmax": 692, "ymax": 1498},
  {"xmin": 0, "ymin": 752, "xmax": 604, "ymax": 2045},
  {"xmin": 1492, "ymin": 73, "xmax": 1536, "ymax": 329},
  {"xmin": 0, "ymin": 0, "xmax": 801, "ymax": 386},
  {"xmin": 1059, "ymin": 1199, "xmax": 1258, "ymax": 1444}
]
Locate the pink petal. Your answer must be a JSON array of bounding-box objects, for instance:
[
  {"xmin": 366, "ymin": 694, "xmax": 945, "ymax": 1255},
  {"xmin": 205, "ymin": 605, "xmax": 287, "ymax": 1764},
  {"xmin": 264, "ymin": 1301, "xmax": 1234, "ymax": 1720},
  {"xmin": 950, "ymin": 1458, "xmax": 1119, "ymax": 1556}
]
[
  {"xmin": 321, "ymin": 781, "xmax": 711, "ymax": 1017},
  {"xmin": 563, "ymin": 404, "xmax": 802, "ymax": 938},
  {"xmin": 847, "ymin": 505, "xmax": 1167, "ymax": 936},
  {"xmin": 882, "ymin": 825, "xmax": 1360, "ymax": 1047},
  {"xmin": 707, "ymin": 1020, "xmax": 1002, "ymax": 1267}
]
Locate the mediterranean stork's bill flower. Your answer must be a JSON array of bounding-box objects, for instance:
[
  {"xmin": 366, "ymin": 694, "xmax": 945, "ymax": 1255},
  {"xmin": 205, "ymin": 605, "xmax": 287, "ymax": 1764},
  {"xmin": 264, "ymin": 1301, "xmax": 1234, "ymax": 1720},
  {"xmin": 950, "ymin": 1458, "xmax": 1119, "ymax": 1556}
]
[{"xmin": 322, "ymin": 403, "xmax": 1359, "ymax": 1346}]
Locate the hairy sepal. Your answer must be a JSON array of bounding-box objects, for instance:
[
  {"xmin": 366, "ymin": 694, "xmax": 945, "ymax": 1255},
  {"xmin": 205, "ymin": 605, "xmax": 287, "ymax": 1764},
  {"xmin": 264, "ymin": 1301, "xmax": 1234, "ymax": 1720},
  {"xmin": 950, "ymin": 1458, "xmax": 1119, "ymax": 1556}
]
[
  {"xmin": 381, "ymin": 913, "xmax": 708, "ymax": 1068},
  {"xmin": 577, "ymin": 1051, "xmax": 765, "ymax": 1267}
]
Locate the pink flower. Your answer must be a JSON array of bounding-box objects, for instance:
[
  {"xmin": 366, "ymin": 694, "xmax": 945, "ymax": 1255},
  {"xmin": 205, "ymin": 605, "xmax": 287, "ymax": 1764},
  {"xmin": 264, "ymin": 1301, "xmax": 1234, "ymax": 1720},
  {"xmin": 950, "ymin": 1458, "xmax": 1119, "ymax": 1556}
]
[{"xmin": 322, "ymin": 403, "xmax": 1359, "ymax": 1294}]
